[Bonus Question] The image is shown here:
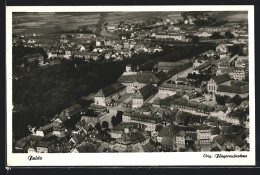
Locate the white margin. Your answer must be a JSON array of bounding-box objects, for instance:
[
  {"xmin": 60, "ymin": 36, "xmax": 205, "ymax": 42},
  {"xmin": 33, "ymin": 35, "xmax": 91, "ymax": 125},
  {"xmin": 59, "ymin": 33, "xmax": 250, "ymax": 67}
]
[{"xmin": 6, "ymin": 5, "xmax": 255, "ymax": 166}]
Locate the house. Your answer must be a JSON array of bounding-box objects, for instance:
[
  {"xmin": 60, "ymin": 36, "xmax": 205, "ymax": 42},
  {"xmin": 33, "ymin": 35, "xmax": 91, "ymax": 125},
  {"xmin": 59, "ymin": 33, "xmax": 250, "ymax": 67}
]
[
  {"xmin": 70, "ymin": 144, "xmax": 97, "ymax": 153},
  {"xmin": 160, "ymin": 136, "xmax": 176, "ymax": 152},
  {"xmin": 143, "ymin": 143, "xmax": 157, "ymax": 152},
  {"xmin": 36, "ymin": 141, "xmax": 50, "ymax": 153},
  {"xmin": 207, "ymin": 74, "xmax": 231, "ymax": 93},
  {"xmin": 23, "ymin": 53, "xmax": 44, "ymax": 64},
  {"xmin": 132, "ymin": 84, "xmax": 157, "ymax": 108},
  {"xmin": 94, "ymin": 83, "xmax": 126, "ymax": 106},
  {"xmin": 232, "ymin": 68, "xmax": 246, "ymax": 80},
  {"xmin": 176, "ymin": 130, "xmax": 186, "ymax": 150},
  {"xmin": 234, "ymin": 139, "xmax": 247, "ymax": 151},
  {"xmin": 197, "ymin": 126, "xmax": 211, "ymax": 144},
  {"xmin": 117, "ymin": 68, "xmax": 159, "ymax": 93},
  {"xmin": 211, "ymin": 136, "xmax": 226, "ymax": 151},
  {"xmin": 157, "ymin": 127, "xmax": 174, "ymax": 143},
  {"xmin": 185, "ymin": 132, "xmax": 198, "ymax": 147}
]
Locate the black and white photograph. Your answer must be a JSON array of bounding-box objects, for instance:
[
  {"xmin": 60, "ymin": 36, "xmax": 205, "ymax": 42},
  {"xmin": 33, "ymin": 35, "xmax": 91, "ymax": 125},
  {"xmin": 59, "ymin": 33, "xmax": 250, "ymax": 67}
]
[{"xmin": 6, "ymin": 5, "xmax": 255, "ymax": 166}]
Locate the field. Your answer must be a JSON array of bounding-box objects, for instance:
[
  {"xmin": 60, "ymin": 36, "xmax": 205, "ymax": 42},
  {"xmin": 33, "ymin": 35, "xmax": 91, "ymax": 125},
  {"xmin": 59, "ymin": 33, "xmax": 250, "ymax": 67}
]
[{"xmin": 12, "ymin": 11, "xmax": 248, "ymax": 34}]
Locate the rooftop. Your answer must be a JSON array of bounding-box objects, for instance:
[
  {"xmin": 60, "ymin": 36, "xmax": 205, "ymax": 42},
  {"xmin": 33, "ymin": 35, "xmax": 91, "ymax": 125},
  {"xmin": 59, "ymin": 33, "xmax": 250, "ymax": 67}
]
[
  {"xmin": 118, "ymin": 71, "xmax": 159, "ymax": 84},
  {"xmin": 95, "ymin": 83, "xmax": 125, "ymax": 97},
  {"xmin": 212, "ymin": 74, "xmax": 231, "ymax": 84}
]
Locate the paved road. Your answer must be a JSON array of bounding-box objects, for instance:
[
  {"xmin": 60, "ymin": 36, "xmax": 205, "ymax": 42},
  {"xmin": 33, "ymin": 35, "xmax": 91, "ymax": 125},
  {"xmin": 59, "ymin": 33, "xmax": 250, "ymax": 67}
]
[{"xmin": 99, "ymin": 94, "xmax": 133, "ymax": 128}]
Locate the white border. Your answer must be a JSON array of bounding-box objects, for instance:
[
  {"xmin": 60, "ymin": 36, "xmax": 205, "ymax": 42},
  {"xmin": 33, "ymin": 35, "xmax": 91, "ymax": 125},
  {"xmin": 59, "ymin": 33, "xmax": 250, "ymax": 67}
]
[{"xmin": 6, "ymin": 5, "xmax": 255, "ymax": 166}]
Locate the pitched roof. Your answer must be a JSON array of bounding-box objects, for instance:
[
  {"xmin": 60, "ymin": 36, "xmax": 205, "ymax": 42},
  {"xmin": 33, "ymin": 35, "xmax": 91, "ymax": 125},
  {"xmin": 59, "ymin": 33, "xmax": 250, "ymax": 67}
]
[
  {"xmin": 15, "ymin": 135, "xmax": 30, "ymax": 148},
  {"xmin": 186, "ymin": 133, "xmax": 197, "ymax": 140},
  {"xmin": 118, "ymin": 72, "xmax": 159, "ymax": 84},
  {"xmin": 63, "ymin": 104, "xmax": 84, "ymax": 118},
  {"xmin": 36, "ymin": 141, "xmax": 50, "ymax": 148},
  {"xmin": 217, "ymin": 84, "xmax": 249, "ymax": 94},
  {"xmin": 133, "ymin": 84, "xmax": 157, "ymax": 100},
  {"xmin": 161, "ymin": 137, "xmax": 175, "ymax": 147},
  {"xmin": 160, "ymin": 83, "xmax": 193, "ymax": 91},
  {"xmin": 158, "ymin": 127, "xmax": 174, "ymax": 137},
  {"xmin": 95, "ymin": 83, "xmax": 125, "ymax": 97},
  {"xmin": 212, "ymin": 74, "xmax": 231, "ymax": 84},
  {"xmin": 76, "ymin": 144, "xmax": 96, "ymax": 153},
  {"xmin": 210, "ymin": 146, "xmax": 221, "ymax": 152},
  {"xmin": 193, "ymin": 61, "xmax": 211, "ymax": 71},
  {"xmin": 143, "ymin": 143, "xmax": 157, "ymax": 152},
  {"xmin": 235, "ymin": 139, "xmax": 247, "ymax": 148}
]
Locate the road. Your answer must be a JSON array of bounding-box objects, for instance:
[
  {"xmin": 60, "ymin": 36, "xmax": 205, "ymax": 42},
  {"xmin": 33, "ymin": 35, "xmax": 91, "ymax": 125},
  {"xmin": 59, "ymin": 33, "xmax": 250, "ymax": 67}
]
[{"xmin": 98, "ymin": 94, "xmax": 133, "ymax": 128}]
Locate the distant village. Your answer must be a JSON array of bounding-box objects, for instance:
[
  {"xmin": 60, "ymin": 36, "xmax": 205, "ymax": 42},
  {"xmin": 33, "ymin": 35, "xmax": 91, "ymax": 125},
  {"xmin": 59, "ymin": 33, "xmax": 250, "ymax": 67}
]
[{"xmin": 13, "ymin": 12, "xmax": 250, "ymax": 153}]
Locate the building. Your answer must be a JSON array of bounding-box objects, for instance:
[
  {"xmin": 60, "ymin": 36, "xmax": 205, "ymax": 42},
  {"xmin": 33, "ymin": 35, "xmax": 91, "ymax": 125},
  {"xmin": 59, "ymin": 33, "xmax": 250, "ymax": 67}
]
[
  {"xmin": 22, "ymin": 53, "xmax": 44, "ymax": 64},
  {"xmin": 36, "ymin": 141, "xmax": 50, "ymax": 153},
  {"xmin": 160, "ymin": 96, "xmax": 211, "ymax": 116},
  {"xmin": 132, "ymin": 84, "xmax": 157, "ymax": 108},
  {"xmin": 176, "ymin": 130, "xmax": 186, "ymax": 150},
  {"xmin": 122, "ymin": 110, "xmax": 162, "ymax": 131},
  {"xmin": 154, "ymin": 33, "xmax": 186, "ymax": 42},
  {"xmin": 207, "ymin": 74, "xmax": 231, "ymax": 93},
  {"xmin": 232, "ymin": 68, "xmax": 246, "ymax": 80},
  {"xmin": 159, "ymin": 83, "xmax": 194, "ymax": 96},
  {"xmin": 156, "ymin": 59, "xmax": 191, "ymax": 72},
  {"xmin": 197, "ymin": 126, "xmax": 211, "ymax": 144},
  {"xmin": 215, "ymin": 81, "xmax": 249, "ymax": 98},
  {"xmin": 192, "ymin": 61, "xmax": 211, "ymax": 74},
  {"xmin": 118, "ymin": 69, "xmax": 159, "ymax": 93},
  {"xmin": 94, "ymin": 83, "xmax": 126, "ymax": 106}
]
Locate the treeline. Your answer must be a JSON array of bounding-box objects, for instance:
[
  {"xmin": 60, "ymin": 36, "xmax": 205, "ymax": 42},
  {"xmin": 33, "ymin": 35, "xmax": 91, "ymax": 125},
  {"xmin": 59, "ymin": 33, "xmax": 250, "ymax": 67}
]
[{"xmin": 13, "ymin": 60, "xmax": 125, "ymax": 140}]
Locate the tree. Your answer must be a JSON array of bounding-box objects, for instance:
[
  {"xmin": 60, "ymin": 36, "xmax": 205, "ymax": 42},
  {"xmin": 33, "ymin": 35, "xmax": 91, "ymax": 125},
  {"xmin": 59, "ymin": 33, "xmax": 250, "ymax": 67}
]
[
  {"xmin": 111, "ymin": 116, "xmax": 117, "ymax": 127},
  {"xmin": 211, "ymin": 127, "xmax": 220, "ymax": 135},
  {"xmin": 102, "ymin": 121, "xmax": 109, "ymax": 129},
  {"xmin": 95, "ymin": 122, "xmax": 102, "ymax": 131},
  {"xmin": 230, "ymin": 95, "xmax": 243, "ymax": 106},
  {"xmin": 210, "ymin": 32, "xmax": 223, "ymax": 39},
  {"xmin": 225, "ymin": 32, "xmax": 234, "ymax": 39}
]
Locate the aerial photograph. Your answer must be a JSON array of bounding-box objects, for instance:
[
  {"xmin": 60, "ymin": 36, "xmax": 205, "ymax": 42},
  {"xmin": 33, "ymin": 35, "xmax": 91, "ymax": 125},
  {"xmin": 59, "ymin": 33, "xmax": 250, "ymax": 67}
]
[{"xmin": 12, "ymin": 11, "xmax": 250, "ymax": 153}]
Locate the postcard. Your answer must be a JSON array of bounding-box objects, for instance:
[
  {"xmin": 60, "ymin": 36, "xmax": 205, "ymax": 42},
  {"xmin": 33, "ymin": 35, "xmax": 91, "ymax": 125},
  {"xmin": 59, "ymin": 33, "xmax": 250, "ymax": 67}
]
[{"xmin": 6, "ymin": 5, "xmax": 255, "ymax": 166}]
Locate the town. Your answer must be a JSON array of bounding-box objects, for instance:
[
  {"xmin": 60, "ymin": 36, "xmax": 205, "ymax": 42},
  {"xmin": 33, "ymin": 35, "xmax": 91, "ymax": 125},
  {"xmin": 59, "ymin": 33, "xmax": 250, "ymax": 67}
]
[{"xmin": 12, "ymin": 11, "xmax": 249, "ymax": 153}]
